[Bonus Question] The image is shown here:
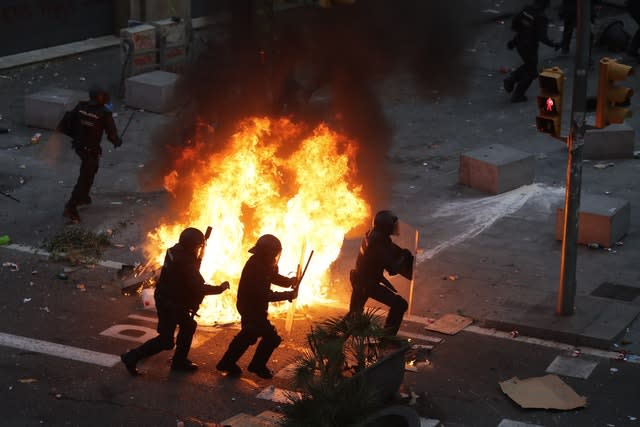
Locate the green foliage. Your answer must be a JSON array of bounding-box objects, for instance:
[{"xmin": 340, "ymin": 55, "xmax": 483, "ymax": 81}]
[
  {"xmin": 42, "ymin": 228, "xmax": 112, "ymax": 264},
  {"xmin": 280, "ymin": 309, "xmax": 397, "ymax": 427}
]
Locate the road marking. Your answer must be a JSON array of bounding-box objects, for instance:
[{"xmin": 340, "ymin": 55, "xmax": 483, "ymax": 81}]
[{"xmin": 0, "ymin": 332, "xmax": 120, "ymax": 367}]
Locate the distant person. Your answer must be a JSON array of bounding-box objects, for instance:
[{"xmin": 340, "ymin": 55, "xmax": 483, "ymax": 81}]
[
  {"xmin": 56, "ymin": 86, "xmax": 122, "ymax": 223},
  {"xmin": 216, "ymin": 234, "xmax": 298, "ymax": 379},
  {"xmin": 559, "ymin": 0, "xmax": 598, "ymax": 56},
  {"xmin": 120, "ymin": 227, "xmax": 230, "ymax": 376},
  {"xmin": 345, "ymin": 210, "xmax": 413, "ymax": 336},
  {"xmin": 504, "ymin": 0, "xmax": 560, "ymax": 103}
]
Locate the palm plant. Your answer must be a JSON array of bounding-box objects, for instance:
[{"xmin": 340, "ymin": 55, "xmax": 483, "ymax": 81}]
[{"xmin": 280, "ymin": 309, "xmax": 404, "ymax": 427}]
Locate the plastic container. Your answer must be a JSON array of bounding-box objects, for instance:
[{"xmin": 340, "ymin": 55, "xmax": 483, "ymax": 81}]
[
  {"xmin": 0, "ymin": 235, "xmax": 10, "ymax": 245},
  {"xmin": 141, "ymin": 288, "xmax": 156, "ymax": 310}
]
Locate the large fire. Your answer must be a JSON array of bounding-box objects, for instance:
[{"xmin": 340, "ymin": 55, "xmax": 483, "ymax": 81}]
[{"xmin": 144, "ymin": 116, "xmax": 369, "ymax": 325}]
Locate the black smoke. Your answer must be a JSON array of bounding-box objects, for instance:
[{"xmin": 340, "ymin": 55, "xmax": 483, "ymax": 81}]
[{"xmin": 142, "ymin": 0, "xmax": 479, "ymax": 216}]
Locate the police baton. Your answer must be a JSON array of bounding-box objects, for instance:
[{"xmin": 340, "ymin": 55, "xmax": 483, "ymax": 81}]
[{"xmin": 119, "ymin": 110, "xmax": 136, "ymax": 140}]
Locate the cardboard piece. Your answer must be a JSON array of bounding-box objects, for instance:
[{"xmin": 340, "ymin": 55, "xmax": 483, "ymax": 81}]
[
  {"xmin": 499, "ymin": 374, "xmax": 587, "ymax": 410},
  {"xmin": 424, "ymin": 314, "xmax": 473, "ymax": 335}
]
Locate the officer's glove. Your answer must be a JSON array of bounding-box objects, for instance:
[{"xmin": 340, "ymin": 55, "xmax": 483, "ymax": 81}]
[
  {"xmin": 283, "ymin": 289, "xmax": 298, "ymax": 302},
  {"xmin": 220, "ymin": 281, "xmax": 230, "ymax": 292},
  {"xmin": 506, "ymin": 40, "xmax": 515, "ymax": 50},
  {"xmin": 113, "ymin": 138, "xmax": 123, "ymax": 148}
]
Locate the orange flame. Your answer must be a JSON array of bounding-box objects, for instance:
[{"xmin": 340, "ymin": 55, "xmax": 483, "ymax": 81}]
[{"xmin": 144, "ymin": 117, "xmax": 369, "ymax": 325}]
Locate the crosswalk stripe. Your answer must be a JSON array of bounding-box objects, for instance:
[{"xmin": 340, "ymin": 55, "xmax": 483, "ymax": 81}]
[{"xmin": 0, "ymin": 332, "xmax": 120, "ymax": 367}]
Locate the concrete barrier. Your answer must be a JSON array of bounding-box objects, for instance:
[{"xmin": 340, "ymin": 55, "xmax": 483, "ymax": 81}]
[
  {"xmin": 584, "ymin": 123, "xmax": 635, "ymax": 160},
  {"xmin": 24, "ymin": 88, "xmax": 88, "ymax": 130},
  {"xmin": 459, "ymin": 144, "xmax": 535, "ymax": 194},
  {"xmin": 125, "ymin": 70, "xmax": 179, "ymax": 113},
  {"xmin": 555, "ymin": 193, "xmax": 630, "ymax": 248}
]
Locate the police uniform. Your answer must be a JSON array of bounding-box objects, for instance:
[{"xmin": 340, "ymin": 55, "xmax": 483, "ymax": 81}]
[
  {"xmin": 216, "ymin": 235, "xmax": 297, "ymax": 379},
  {"xmin": 504, "ymin": 0, "xmax": 559, "ymax": 102},
  {"xmin": 120, "ymin": 228, "xmax": 229, "ymax": 376},
  {"xmin": 347, "ymin": 212, "xmax": 411, "ymax": 336},
  {"xmin": 58, "ymin": 90, "xmax": 122, "ymax": 222}
]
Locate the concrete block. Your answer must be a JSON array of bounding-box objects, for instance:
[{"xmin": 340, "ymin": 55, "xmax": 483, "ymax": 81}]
[
  {"xmin": 555, "ymin": 193, "xmax": 630, "ymax": 247},
  {"xmin": 125, "ymin": 70, "xmax": 179, "ymax": 113},
  {"xmin": 152, "ymin": 19, "xmax": 187, "ymax": 71},
  {"xmin": 459, "ymin": 144, "xmax": 535, "ymax": 194},
  {"xmin": 24, "ymin": 88, "xmax": 88, "ymax": 130},
  {"xmin": 120, "ymin": 24, "xmax": 158, "ymax": 76},
  {"xmin": 584, "ymin": 123, "xmax": 635, "ymax": 159}
]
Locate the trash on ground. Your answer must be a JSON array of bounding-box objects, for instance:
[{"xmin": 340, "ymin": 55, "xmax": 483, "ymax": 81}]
[
  {"xmin": 510, "ymin": 330, "xmax": 520, "ymax": 338},
  {"xmin": 2, "ymin": 262, "xmax": 19, "ymax": 271},
  {"xmin": 18, "ymin": 378, "xmax": 37, "ymax": 384},
  {"xmin": 443, "ymin": 274, "xmax": 459, "ymax": 281},
  {"xmin": 593, "ymin": 162, "xmax": 615, "ymax": 169},
  {"xmin": 76, "ymin": 284, "xmax": 86, "ymax": 291},
  {"xmin": 499, "ymin": 374, "xmax": 587, "ymax": 410},
  {"xmin": 141, "ymin": 288, "xmax": 155, "ymax": 309},
  {"xmin": 256, "ymin": 385, "xmax": 302, "ymax": 404},
  {"xmin": 56, "ymin": 273, "xmax": 68, "ymax": 280},
  {"xmin": 424, "ymin": 313, "xmax": 472, "ymax": 335},
  {"xmin": 30, "ymin": 133, "xmax": 41, "ymax": 144},
  {"xmin": 610, "ymin": 368, "xmax": 619, "ymax": 373},
  {"xmin": 587, "ymin": 243, "xmax": 600, "ymax": 249},
  {"xmin": 23, "ymin": 298, "xmax": 31, "ymax": 303},
  {"xmin": 0, "ymin": 235, "xmax": 10, "ymax": 245}
]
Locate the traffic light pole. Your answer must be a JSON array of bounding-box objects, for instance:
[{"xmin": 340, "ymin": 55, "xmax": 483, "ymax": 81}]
[{"xmin": 557, "ymin": 0, "xmax": 591, "ymax": 315}]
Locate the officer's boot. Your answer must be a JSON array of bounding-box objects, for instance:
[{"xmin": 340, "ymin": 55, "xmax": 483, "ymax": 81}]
[
  {"xmin": 63, "ymin": 201, "xmax": 80, "ymax": 223},
  {"xmin": 216, "ymin": 335, "xmax": 249, "ymax": 377},
  {"xmin": 248, "ymin": 335, "xmax": 281, "ymax": 379},
  {"xmin": 120, "ymin": 349, "xmax": 141, "ymax": 376},
  {"xmin": 171, "ymin": 322, "xmax": 197, "ymax": 372}
]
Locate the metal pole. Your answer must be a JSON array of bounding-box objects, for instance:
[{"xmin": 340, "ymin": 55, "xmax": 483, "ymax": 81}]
[{"xmin": 557, "ymin": 0, "xmax": 591, "ymax": 315}]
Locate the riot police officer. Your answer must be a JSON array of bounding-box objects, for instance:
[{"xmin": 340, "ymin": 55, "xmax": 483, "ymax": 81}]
[
  {"xmin": 58, "ymin": 86, "xmax": 122, "ymax": 223},
  {"xmin": 216, "ymin": 234, "xmax": 298, "ymax": 379},
  {"xmin": 346, "ymin": 210, "xmax": 413, "ymax": 336},
  {"xmin": 120, "ymin": 227, "xmax": 230, "ymax": 376},
  {"xmin": 503, "ymin": 0, "xmax": 560, "ymax": 102}
]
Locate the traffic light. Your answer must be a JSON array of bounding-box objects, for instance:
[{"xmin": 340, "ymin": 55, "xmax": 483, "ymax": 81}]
[
  {"xmin": 596, "ymin": 57, "xmax": 634, "ymax": 128},
  {"xmin": 536, "ymin": 67, "xmax": 564, "ymax": 138}
]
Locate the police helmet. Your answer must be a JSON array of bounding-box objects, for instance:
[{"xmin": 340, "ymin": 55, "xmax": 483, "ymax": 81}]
[
  {"xmin": 248, "ymin": 234, "xmax": 282, "ymax": 257},
  {"xmin": 179, "ymin": 227, "xmax": 205, "ymax": 250},
  {"xmin": 89, "ymin": 86, "xmax": 110, "ymax": 105},
  {"xmin": 373, "ymin": 210, "xmax": 399, "ymax": 235}
]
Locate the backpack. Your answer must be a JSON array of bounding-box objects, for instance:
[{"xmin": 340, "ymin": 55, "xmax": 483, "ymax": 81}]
[{"xmin": 56, "ymin": 109, "xmax": 78, "ymax": 138}]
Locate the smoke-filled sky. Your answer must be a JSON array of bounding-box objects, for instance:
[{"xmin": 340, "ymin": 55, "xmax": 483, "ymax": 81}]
[{"xmin": 143, "ymin": 0, "xmax": 480, "ymax": 217}]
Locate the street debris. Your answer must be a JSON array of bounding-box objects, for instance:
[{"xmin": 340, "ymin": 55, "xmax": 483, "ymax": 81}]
[
  {"xmin": 141, "ymin": 288, "xmax": 155, "ymax": 309},
  {"xmin": 424, "ymin": 313, "xmax": 472, "ymax": 335},
  {"xmin": 0, "ymin": 235, "xmax": 10, "ymax": 245},
  {"xmin": 56, "ymin": 273, "xmax": 68, "ymax": 280},
  {"xmin": 443, "ymin": 274, "xmax": 459, "ymax": 281},
  {"xmin": 587, "ymin": 243, "xmax": 600, "ymax": 249},
  {"xmin": 18, "ymin": 378, "xmax": 37, "ymax": 384},
  {"xmin": 610, "ymin": 368, "xmax": 619, "ymax": 373},
  {"xmin": 2, "ymin": 262, "xmax": 19, "ymax": 271},
  {"xmin": 634, "ymin": 150, "xmax": 640, "ymax": 159},
  {"xmin": 23, "ymin": 298, "xmax": 31, "ymax": 303},
  {"xmin": 405, "ymin": 344, "xmax": 433, "ymax": 372},
  {"xmin": 256, "ymin": 385, "xmax": 302, "ymax": 404},
  {"xmin": 43, "ymin": 228, "xmax": 112, "ymax": 264},
  {"xmin": 76, "ymin": 284, "xmax": 86, "ymax": 292},
  {"xmin": 510, "ymin": 330, "xmax": 520, "ymax": 338},
  {"xmin": 593, "ymin": 162, "xmax": 615, "ymax": 169},
  {"xmin": 499, "ymin": 374, "xmax": 587, "ymax": 410}
]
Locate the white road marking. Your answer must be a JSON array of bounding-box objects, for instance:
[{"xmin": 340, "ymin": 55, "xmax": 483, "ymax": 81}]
[{"xmin": 0, "ymin": 332, "xmax": 120, "ymax": 367}]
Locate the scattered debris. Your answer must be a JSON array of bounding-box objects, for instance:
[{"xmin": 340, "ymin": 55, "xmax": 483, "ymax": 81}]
[
  {"xmin": 42, "ymin": 228, "xmax": 111, "ymax": 263},
  {"xmin": 510, "ymin": 330, "xmax": 519, "ymax": 338},
  {"xmin": 499, "ymin": 374, "xmax": 587, "ymax": 410},
  {"xmin": 256, "ymin": 385, "xmax": 302, "ymax": 404},
  {"xmin": 76, "ymin": 284, "xmax": 86, "ymax": 292},
  {"xmin": 587, "ymin": 243, "xmax": 600, "ymax": 249},
  {"xmin": 610, "ymin": 368, "xmax": 619, "ymax": 373},
  {"xmin": 2, "ymin": 262, "xmax": 19, "ymax": 271},
  {"xmin": 56, "ymin": 273, "xmax": 68, "ymax": 280},
  {"xmin": 593, "ymin": 162, "xmax": 615, "ymax": 169},
  {"xmin": 23, "ymin": 298, "xmax": 31, "ymax": 303},
  {"xmin": 424, "ymin": 313, "xmax": 472, "ymax": 335},
  {"xmin": 0, "ymin": 235, "xmax": 10, "ymax": 245},
  {"xmin": 18, "ymin": 378, "xmax": 37, "ymax": 384},
  {"xmin": 443, "ymin": 274, "xmax": 459, "ymax": 281}
]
